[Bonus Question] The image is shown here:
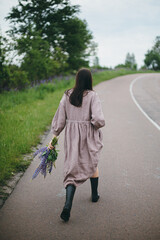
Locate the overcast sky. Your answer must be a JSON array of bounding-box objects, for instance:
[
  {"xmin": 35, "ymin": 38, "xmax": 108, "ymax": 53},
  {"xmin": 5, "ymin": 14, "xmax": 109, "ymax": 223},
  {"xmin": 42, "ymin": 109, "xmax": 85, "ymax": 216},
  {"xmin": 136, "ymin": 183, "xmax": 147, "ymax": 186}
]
[{"xmin": 1, "ymin": 0, "xmax": 160, "ymax": 68}]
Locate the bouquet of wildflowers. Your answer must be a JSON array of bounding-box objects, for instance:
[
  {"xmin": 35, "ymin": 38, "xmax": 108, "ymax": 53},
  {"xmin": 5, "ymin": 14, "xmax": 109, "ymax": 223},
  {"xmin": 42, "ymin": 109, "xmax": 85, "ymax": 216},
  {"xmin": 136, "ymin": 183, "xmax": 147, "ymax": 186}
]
[{"xmin": 32, "ymin": 137, "xmax": 58, "ymax": 179}]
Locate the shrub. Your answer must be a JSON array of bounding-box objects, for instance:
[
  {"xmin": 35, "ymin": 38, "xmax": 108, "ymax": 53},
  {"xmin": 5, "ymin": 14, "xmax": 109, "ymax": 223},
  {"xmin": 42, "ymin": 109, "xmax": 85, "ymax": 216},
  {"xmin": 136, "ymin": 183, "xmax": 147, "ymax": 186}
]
[{"xmin": 9, "ymin": 70, "xmax": 29, "ymax": 89}]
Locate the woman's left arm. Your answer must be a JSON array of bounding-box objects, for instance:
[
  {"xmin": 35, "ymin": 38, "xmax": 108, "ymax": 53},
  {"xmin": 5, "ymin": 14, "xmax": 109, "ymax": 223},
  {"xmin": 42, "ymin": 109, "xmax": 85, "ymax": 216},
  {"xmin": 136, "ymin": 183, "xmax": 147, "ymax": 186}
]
[{"xmin": 91, "ymin": 92, "xmax": 105, "ymax": 129}]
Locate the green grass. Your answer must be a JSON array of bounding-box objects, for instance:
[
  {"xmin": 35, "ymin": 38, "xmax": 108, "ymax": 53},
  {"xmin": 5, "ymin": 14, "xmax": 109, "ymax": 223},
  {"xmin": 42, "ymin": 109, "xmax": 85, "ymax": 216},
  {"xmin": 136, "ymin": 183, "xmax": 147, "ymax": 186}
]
[
  {"xmin": 0, "ymin": 78, "xmax": 73, "ymax": 185},
  {"xmin": 0, "ymin": 69, "xmax": 155, "ymax": 185}
]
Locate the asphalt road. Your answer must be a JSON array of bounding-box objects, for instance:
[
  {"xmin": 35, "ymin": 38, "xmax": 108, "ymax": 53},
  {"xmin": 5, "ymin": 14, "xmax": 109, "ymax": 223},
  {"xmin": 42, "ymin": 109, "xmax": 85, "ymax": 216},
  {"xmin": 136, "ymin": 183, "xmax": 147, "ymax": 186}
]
[{"xmin": 0, "ymin": 73, "xmax": 160, "ymax": 240}]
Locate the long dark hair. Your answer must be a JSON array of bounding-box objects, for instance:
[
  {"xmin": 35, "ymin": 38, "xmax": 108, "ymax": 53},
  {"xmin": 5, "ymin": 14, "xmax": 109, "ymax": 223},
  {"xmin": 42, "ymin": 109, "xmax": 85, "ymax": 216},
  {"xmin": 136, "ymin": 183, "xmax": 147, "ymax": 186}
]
[{"xmin": 67, "ymin": 68, "xmax": 93, "ymax": 107}]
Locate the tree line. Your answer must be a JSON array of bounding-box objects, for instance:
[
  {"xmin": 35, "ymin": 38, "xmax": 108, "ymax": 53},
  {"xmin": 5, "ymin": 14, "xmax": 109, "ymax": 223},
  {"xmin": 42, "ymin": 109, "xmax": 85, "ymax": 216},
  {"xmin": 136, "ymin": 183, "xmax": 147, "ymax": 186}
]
[
  {"xmin": 115, "ymin": 53, "xmax": 137, "ymax": 70},
  {"xmin": 114, "ymin": 36, "xmax": 160, "ymax": 72},
  {"xmin": 0, "ymin": 0, "xmax": 160, "ymax": 91},
  {"xmin": 0, "ymin": 0, "xmax": 97, "ymax": 91}
]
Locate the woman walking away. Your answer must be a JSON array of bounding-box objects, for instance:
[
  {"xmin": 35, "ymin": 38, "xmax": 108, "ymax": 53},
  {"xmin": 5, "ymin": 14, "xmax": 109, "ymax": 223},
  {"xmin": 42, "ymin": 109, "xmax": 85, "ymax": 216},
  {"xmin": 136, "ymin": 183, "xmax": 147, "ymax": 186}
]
[{"xmin": 48, "ymin": 68, "xmax": 105, "ymax": 222}]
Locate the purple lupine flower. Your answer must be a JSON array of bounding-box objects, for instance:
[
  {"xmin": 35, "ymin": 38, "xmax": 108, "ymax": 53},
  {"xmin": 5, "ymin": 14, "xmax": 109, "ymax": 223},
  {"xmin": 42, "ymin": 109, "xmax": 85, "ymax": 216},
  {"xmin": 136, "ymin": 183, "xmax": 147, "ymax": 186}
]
[
  {"xmin": 48, "ymin": 162, "xmax": 53, "ymax": 174},
  {"xmin": 33, "ymin": 147, "xmax": 47, "ymax": 158},
  {"xmin": 32, "ymin": 137, "xmax": 58, "ymax": 180}
]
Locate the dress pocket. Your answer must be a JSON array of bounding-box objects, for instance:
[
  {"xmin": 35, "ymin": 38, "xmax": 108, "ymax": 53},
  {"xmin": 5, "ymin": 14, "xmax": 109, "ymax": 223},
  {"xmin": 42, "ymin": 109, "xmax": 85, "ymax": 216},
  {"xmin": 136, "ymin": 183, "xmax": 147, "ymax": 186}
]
[
  {"xmin": 94, "ymin": 129, "xmax": 103, "ymax": 151},
  {"xmin": 98, "ymin": 129, "xmax": 103, "ymax": 142}
]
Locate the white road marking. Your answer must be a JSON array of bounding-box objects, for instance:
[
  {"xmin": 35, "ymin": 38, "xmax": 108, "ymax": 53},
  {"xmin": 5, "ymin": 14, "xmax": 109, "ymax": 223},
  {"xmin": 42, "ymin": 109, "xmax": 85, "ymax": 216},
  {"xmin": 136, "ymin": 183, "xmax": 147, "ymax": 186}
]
[{"xmin": 130, "ymin": 76, "xmax": 160, "ymax": 131}]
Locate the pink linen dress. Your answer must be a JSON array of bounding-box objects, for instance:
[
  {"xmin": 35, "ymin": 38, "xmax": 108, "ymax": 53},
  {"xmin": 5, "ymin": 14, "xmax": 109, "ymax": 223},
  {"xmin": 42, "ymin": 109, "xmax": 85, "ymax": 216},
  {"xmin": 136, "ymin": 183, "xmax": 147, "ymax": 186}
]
[{"xmin": 51, "ymin": 90, "xmax": 105, "ymax": 188}]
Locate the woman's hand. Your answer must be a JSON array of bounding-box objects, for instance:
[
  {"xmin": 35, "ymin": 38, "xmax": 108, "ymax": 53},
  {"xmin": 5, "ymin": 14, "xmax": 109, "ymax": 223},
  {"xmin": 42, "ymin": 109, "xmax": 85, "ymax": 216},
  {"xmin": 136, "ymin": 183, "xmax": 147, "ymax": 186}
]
[
  {"xmin": 48, "ymin": 135, "xmax": 57, "ymax": 150},
  {"xmin": 48, "ymin": 140, "xmax": 54, "ymax": 150}
]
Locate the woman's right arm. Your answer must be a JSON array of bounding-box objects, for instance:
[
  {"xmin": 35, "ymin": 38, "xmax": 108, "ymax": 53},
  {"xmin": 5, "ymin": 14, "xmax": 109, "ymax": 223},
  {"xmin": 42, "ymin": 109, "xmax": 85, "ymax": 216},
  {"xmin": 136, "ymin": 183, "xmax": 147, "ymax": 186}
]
[
  {"xmin": 48, "ymin": 94, "xmax": 66, "ymax": 149},
  {"xmin": 51, "ymin": 94, "xmax": 66, "ymax": 136}
]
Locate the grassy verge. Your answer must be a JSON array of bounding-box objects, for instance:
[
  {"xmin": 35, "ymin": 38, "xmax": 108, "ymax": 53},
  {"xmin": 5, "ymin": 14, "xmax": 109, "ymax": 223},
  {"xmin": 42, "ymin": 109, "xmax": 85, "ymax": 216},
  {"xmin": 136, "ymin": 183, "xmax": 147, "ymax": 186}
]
[
  {"xmin": 0, "ymin": 69, "xmax": 155, "ymax": 185},
  {"xmin": 0, "ymin": 78, "xmax": 74, "ymax": 185}
]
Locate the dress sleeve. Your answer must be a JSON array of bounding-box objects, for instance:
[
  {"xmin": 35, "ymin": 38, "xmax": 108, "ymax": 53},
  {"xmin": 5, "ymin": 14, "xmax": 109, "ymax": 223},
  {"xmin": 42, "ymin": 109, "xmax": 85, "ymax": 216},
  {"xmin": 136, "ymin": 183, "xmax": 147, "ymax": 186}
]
[
  {"xmin": 51, "ymin": 94, "xmax": 66, "ymax": 136},
  {"xmin": 91, "ymin": 92, "xmax": 105, "ymax": 129}
]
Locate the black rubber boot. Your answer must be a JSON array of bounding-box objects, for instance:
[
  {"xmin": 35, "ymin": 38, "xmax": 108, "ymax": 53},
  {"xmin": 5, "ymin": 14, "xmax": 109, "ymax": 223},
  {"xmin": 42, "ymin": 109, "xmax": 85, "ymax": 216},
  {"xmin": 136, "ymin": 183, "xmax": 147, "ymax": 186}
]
[
  {"xmin": 90, "ymin": 177, "xmax": 100, "ymax": 202},
  {"xmin": 60, "ymin": 184, "xmax": 76, "ymax": 222}
]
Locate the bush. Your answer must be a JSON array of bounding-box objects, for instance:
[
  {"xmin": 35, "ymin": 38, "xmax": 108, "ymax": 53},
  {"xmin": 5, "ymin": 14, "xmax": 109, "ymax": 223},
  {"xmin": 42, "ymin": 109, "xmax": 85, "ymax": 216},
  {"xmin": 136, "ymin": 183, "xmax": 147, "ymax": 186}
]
[
  {"xmin": 9, "ymin": 70, "xmax": 29, "ymax": 89},
  {"xmin": 35, "ymin": 83, "xmax": 55, "ymax": 100},
  {"xmin": 0, "ymin": 65, "xmax": 10, "ymax": 91}
]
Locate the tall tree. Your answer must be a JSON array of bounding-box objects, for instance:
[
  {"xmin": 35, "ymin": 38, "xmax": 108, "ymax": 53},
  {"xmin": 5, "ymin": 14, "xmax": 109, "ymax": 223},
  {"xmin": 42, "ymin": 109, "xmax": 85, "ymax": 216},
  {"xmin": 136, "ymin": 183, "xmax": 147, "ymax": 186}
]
[
  {"xmin": 0, "ymin": 33, "xmax": 10, "ymax": 90},
  {"xmin": 125, "ymin": 52, "xmax": 137, "ymax": 70},
  {"xmin": 144, "ymin": 36, "xmax": 160, "ymax": 70},
  {"xmin": 19, "ymin": 31, "xmax": 68, "ymax": 82},
  {"xmin": 6, "ymin": 0, "xmax": 94, "ymax": 70}
]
